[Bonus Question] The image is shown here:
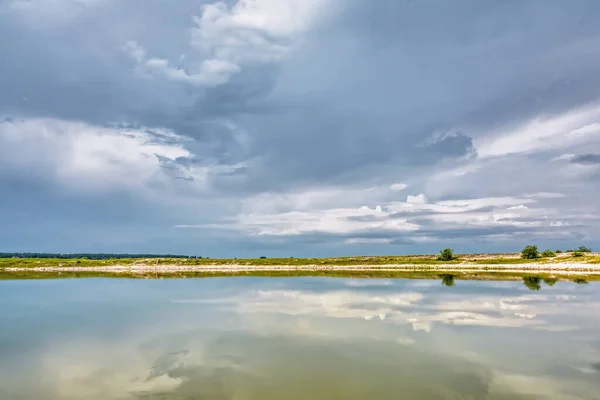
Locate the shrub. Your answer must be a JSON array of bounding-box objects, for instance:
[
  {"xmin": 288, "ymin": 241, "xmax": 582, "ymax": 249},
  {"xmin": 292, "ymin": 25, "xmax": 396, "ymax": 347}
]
[
  {"xmin": 572, "ymin": 252, "xmax": 583, "ymax": 257},
  {"xmin": 259, "ymin": 256, "xmax": 267, "ymax": 259},
  {"xmin": 573, "ymin": 278, "xmax": 589, "ymax": 285},
  {"xmin": 575, "ymin": 246, "xmax": 592, "ymax": 253},
  {"xmin": 541, "ymin": 249, "xmax": 556, "ymax": 257},
  {"xmin": 437, "ymin": 248, "xmax": 454, "ymax": 261},
  {"xmin": 555, "ymin": 249, "xmax": 562, "ymax": 253},
  {"xmin": 521, "ymin": 245, "xmax": 540, "ymax": 259}
]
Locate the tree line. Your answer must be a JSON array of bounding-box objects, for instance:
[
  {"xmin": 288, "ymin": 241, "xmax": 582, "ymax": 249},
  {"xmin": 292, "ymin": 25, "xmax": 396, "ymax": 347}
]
[{"xmin": 0, "ymin": 252, "xmax": 201, "ymax": 260}]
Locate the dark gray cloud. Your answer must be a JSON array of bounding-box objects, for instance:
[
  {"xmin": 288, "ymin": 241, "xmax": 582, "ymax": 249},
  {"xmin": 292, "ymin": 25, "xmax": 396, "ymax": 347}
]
[{"xmin": 570, "ymin": 154, "xmax": 600, "ymax": 165}]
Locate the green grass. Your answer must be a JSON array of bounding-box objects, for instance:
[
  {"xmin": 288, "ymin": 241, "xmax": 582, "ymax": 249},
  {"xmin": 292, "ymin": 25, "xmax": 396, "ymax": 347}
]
[
  {"xmin": 2, "ymin": 253, "xmax": 599, "ymax": 282},
  {"xmin": 0, "ymin": 255, "xmax": 460, "ymax": 268},
  {"xmin": 1, "ymin": 253, "xmax": 598, "ymax": 268}
]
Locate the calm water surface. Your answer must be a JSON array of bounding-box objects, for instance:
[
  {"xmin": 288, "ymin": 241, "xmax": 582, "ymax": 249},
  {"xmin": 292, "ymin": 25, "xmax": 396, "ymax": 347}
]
[{"xmin": 0, "ymin": 277, "xmax": 599, "ymax": 399}]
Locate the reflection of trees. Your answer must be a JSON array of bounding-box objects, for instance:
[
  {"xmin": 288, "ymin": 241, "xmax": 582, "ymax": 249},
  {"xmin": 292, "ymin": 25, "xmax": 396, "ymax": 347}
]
[
  {"xmin": 439, "ymin": 274, "xmax": 455, "ymax": 287},
  {"xmin": 542, "ymin": 278, "xmax": 557, "ymax": 287},
  {"xmin": 522, "ymin": 276, "xmax": 542, "ymax": 291},
  {"xmin": 573, "ymin": 279, "xmax": 589, "ymax": 285}
]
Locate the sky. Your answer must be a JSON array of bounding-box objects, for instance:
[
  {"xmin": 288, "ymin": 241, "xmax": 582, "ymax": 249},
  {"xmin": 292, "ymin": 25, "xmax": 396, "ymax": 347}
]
[{"xmin": 1, "ymin": 0, "xmax": 599, "ymax": 257}]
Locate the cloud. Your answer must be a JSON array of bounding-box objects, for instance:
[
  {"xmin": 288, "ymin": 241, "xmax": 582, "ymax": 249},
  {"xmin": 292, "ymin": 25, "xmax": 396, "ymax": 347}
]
[
  {"xmin": 190, "ymin": 190, "xmax": 591, "ymax": 246},
  {"xmin": 390, "ymin": 183, "xmax": 408, "ymax": 191},
  {"xmin": 2, "ymin": 0, "xmax": 600, "ymax": 254},
  {"xmin": 507, "ymin": 205, "xmax": 529, "ymax": 210},
  {"xmin": 191, "ymin": 0, "xmax": 329, "ymax": 60},
  {"xmin": 474, "ymin": 104, "xmax": 600, "ymax": 158},
  {"xmin": 406, "ymin": 194, "xmax": 428, "ymax": 204},
  {"xmin": 124, "ymin": 41, "xmax": 241, "ymax": 87},
  {"xmin": 570, "ymin": 154, "xmax": 600, "ymax": 165},
  {"xmin": 0, "ymin": 118, "xmax": 201, "ymax": 194},
  {"xmin": 124, "ymin": 0, "xmax": 332, "ymax": 88}
]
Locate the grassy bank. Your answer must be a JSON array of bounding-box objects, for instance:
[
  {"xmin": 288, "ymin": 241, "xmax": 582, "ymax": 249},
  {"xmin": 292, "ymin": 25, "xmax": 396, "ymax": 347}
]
[
  {"xmin": 2, "ymin": 252, "xmax": 598, "ymax": 269},
  {"xmin": 1, "ymin": 252, "xmax": 599, "ymax": 285}
]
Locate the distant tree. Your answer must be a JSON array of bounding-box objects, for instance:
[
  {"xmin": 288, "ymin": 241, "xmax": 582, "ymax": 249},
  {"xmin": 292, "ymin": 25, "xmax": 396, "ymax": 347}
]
[
  {"xmin": 437, "ymin": 248, "xmax": 455, "ymax": 261},
  {"xmin": 523, "ymin": 276, "xmax": 542, "ymax": 291},
  {"xmin": 521, "ymin": 245, "xmax": 540, "ymax": 259},
  {"xmin": 555, "ymin": 249, "xmax": 562, "ymax": 253},
  {"xmin": 259, "ymin": 256, "xmax": 267, "ymax": 259},
  {"xmin": 541, "ymin": 249, "xmax": 556, "ymax": 258},
  {"xmin": 439, "ymin": 274, "xmax": 455, "ymax": 287},
  {"xmin": 575, "ymin": 246, "xmax": 592, "ymax": 253},
  {"xmin": 573, "ymin": 278, "xmax": 589, "ymax": 285},
  {"xmin": 543, "ymin": 278, "xmax": 557, "ymax": 286}
]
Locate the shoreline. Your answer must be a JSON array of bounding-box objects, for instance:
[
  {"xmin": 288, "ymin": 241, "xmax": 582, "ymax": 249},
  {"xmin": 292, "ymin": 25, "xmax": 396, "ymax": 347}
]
[
  {"xmin": 4, "ymin": 262, "xmax": 600, "ymax": 278},
  {"xmin": 3, "ymin": 252, "xmax": 599, "ymax": 280}
]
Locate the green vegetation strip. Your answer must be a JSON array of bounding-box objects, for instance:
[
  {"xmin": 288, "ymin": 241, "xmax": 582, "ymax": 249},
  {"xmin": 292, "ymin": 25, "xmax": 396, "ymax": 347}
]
[
  {"xmin": 2, "ymin": 250, "xmax": 599, "ymax": 285},
  {"xmin": 2, "ymin": 253, "xmax": 599, "ymax": 268}
]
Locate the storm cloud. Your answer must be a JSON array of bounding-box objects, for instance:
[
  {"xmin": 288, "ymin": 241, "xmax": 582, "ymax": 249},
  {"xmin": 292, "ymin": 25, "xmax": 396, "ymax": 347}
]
[{"xmin": 1, "ymin": 0, "xmax": 599, "ymax": 256}]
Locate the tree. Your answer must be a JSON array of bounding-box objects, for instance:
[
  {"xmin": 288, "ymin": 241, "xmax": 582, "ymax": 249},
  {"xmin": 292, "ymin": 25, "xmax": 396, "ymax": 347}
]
[
  {"xmin": 521, "ymin": 245, "xmax": 540, "ymax": 259},
  {"xmin": 575, "ymin": 246, "xmax": 591, "ymax": 253},
  {"xmin": 439, "ymin": 274, "xmax": 455, "ymax": 287},
  {"xmin": 523, "ymin": 276, "xmax": 542, "ymax": 291},
  {"xmin": 541, "ymin": 249, "xmax": 556, "ymax": 257},
  {"xmin": 437, "ymin": 248, "xmax": 454, "ymax": 261}
]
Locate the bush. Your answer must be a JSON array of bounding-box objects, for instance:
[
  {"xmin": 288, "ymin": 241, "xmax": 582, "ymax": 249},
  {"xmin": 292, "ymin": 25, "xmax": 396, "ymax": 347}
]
[
  {"xmin": 541, "ymin": 249, "xmax": 556, "ymax": 257},
  {"xmin": 572, "ymin": 252, "xmax": 583, "ymax": 257},
  {"xmin": 555, "ymin": 249, "xmax": 562, "ymax": 253},
  {"xmin": 437, "ymin": 248, "xmax": 454, "ymax": 261},
  {"xmin": 575, "ymin": 246, "xmax": 591, "ymax": 253},
  {"xmin": 521, "ymin": 245, "xmax": 540, "ymax": 259},
  {"xmin": 573, "ymin": 278, "xmax": 589, "ymax": 285},
  {"xmin": 259, "ymin": 256, "xmax": 267, "ymax": 259}
]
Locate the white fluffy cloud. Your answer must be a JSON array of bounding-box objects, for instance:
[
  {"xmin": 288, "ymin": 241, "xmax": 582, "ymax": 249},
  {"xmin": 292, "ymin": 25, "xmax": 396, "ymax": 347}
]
[
  {"xmin": 390, "ymin": 183, "xmax": 408, "ymax": 191},
  {"xmin": 0, "ymin": 118, "xmax": 200, "ymax": 193},
  {"xmin": 474, "ymin": 103, "xmax": 600, "ymax": 158},
  {"xmin": 126, "ymin": 0, "xmax": 332, "ymax": 87},
  {"xmin": 124, "ymin": 41, "xmax": 241, "ymax": 87},
  {"xmin": 406, "ymin": 193, "xmax": 428, "ymax": 204},
  {"xmin": 188, "ymin": 188, "xmax": 584, "ymax": 244}
]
